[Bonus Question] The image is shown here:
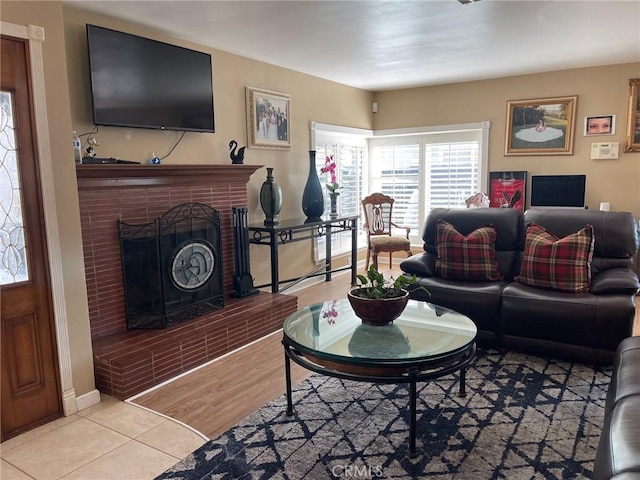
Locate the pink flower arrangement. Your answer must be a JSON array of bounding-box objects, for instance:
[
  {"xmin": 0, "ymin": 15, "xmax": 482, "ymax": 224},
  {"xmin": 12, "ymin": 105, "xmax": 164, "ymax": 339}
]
[
  {"xmin": 320, "ymin": 155, "xmax": 340, "ymax": 195},
  {"xmin": 322, "ymin": 300, "xmax": 339, "ymax": 325}
]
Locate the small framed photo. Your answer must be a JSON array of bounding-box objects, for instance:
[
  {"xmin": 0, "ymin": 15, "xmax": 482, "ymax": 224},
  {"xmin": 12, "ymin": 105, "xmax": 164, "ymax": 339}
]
[
  {"xmin": 245, "ymin": 87, "xmax": 290, "ymax": 149},
  {"xmin": 584, "ymin": 114, "xmax": 615, "ymax": 136},
  {"xmin": 488, "ymin": 171, "xmax": 527, "ymax": 212},
  {"xmin": 624, "ymin": 78, "xmax": 640, "ymax": 152},
  {"xmin": 505, "ymin": 96, "xmax": 577, "ymax": 155}
]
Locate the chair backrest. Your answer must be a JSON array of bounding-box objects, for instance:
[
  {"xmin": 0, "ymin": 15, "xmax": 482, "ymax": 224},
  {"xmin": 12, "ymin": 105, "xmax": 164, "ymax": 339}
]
[{"xmin": 362, "ymin": 192, "xmax": 395, "ymax": 236}]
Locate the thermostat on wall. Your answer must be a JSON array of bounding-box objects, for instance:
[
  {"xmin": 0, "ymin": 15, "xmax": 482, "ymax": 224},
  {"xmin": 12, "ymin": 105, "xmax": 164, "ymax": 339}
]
[{"xmin": 591, "ymin": 142, "xmax": 619, "ymax": 159}]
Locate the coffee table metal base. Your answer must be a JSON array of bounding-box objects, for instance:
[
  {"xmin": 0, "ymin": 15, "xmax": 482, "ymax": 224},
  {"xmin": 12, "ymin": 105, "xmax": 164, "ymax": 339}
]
[{"xmin": 283, "ymin": 340, "xmax": 477, "ymax": 458}]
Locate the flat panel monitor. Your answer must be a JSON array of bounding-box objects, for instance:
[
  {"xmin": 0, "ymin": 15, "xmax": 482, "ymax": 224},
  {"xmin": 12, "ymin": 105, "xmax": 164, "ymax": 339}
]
[
  {"xmin": 86, "ymin": 24, "xmax": 215, "ymax": 133},
  {"xmin": 530, "ymin": 174, "xmax": 586, "ymax": 208}
]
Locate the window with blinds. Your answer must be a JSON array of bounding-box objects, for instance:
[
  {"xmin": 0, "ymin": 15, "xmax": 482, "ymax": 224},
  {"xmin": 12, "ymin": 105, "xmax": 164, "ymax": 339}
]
[
  {"xmin": 370, "ymin": 125, "xmax": 487, "ymax": 244},
  {"xmin": 313, "ymin": 125, "xmax": 369, "ymax": 262},
  {"xmin": 369, "ymin": 143, "xmax": 421, "ymax": 236},
  {"xmin": 311, "ymin": 122, "xmax": 488, "ymax": 256},
  {"xmin": 424, "ymin": 141, "xmax": 480, "ymax": 209}
]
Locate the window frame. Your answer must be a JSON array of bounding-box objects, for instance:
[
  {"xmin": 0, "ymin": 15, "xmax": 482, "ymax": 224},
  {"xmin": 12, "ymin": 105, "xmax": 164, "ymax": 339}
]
[
  {"xmin": 369, "ymin": 122, "xmax": 490, "ymax": 245},
  {"xmin": 312, "ymin": 122, "xmax": 371, "ymax": 262},
  {"xmin": 311, "ymin": 121, "xmax": 490, "ymax": 253}
]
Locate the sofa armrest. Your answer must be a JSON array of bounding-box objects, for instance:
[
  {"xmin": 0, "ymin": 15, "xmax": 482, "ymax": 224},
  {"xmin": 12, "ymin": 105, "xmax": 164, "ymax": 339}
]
[
  {"xmin": 590, "ymin": 268, "xmax": 640, "ymax": 295},
  {"xmin": 400, "ymin": 252, "xmax": 437, "ymax": 277}
]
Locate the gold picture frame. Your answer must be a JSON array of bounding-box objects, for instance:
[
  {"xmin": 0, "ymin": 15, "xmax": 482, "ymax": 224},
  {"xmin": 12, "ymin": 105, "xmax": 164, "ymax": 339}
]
[
  {"xmin": 505, "ymin": 96, "xmax": 577, "ymax": 155},
  {"xmin": 245, "ymin": 87, "xmax": 290, "ymax": 149},
  {"xmin": 624, "ymin": 78, "xmax": 640, "ymax": 152}
]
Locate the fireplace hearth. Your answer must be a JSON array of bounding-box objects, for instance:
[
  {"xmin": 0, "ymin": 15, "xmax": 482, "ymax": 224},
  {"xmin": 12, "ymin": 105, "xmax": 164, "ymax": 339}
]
[
  {"xmin": 119, "ymin": 202, "xmax": 223, "ymax": 329},
  {"xmin": 77, "ymin": 164, "xmax": 298, "ymax": 399}
]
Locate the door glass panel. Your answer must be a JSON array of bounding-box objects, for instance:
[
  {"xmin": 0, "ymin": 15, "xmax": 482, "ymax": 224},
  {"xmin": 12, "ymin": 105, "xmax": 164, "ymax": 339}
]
[{"xmin": 0, "ymin": 90, "xmax": 29, "ymax": 284}]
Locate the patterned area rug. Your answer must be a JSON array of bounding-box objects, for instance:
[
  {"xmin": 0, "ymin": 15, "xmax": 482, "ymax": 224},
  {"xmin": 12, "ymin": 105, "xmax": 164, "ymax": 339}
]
[{"xmin": 156, "ymin": 349, "xmax": 610, "ymax": 479}]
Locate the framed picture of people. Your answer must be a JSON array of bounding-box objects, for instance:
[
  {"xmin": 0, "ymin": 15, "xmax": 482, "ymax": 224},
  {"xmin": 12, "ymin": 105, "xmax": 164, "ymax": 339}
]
[
  {"xmin": 504, "ymin": 96, "xmax": 577, "ymax": 155},
  {"xmin": 488, "ymin": 171, "xmax": 527, "ymax": 212},
  {"xmin": 624, "ymin": 78, "xmax": 640, "ymax": 152},
  {"xmin": 584, "ymin": 114, "xmax": 616, "ymax": 136},
  {"xmin": 245, "ymin": 87, "xmax": 291, "ymax": 149}
]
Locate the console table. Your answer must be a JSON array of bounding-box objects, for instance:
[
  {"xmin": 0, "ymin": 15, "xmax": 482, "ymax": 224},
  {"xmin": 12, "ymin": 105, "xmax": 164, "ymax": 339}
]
[{"xmin": 248, "ymin": 214, "xmax": 359, "ymax": 293}]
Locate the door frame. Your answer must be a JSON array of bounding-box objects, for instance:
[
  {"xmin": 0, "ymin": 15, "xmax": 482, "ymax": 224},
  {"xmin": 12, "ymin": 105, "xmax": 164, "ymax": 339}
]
[{"xmin": 2, "ymin": 22, "xmax": 77, "ymax": 415}]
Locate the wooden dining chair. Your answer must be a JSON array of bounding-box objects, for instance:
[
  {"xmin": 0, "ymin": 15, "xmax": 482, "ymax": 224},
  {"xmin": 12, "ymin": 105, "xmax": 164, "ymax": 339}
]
[{"xmin": 361, "ymin": 192, "xmax": 413, "ymax": 269}]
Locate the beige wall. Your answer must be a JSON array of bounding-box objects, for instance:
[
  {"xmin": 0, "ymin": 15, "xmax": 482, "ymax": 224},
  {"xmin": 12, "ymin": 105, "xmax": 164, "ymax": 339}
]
[
  {"xmin": 373, "ymin": 64, "xmax": 640, "ymax": 216},
  {"xmin": 3, "ymin": 1, "xmax": 639, "ymax": 401},
  {"xmin": 62, "ymin": 5, "xmax": 374, "ymax": 287}
]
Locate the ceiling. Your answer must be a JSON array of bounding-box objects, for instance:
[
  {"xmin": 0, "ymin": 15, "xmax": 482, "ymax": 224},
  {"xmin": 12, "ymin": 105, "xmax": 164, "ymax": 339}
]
[{"xmin": 66, "ymin": 0, "xmax": 640, "ymax": 91}]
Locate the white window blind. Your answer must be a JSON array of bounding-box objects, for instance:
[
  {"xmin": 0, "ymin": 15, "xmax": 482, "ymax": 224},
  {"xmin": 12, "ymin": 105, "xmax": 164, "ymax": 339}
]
[
  {"xmin": 313, "ymin": 124, "xmax": 369, "ymax": 262},
  {"xmin": 369, "ymin": 124, "xmax": 487, "ymax": 244},
  {"xmin": 369, "ymin": 143, "xmax": 421, "ymax": 236},
  {"xmin": 424, "ymin": 141, "xmax": 480, "ymax": 210}
]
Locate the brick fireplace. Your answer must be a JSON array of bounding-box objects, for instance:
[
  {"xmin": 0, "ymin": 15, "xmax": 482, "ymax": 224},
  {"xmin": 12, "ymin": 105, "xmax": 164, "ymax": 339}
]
[{"xmin": 76, "ymin": 164, "xmax": 297, "ymax": 399}]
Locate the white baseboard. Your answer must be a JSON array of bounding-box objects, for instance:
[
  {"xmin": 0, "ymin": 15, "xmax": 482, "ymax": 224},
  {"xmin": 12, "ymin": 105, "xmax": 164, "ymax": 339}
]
[{"xmin": 75, "ymin": 389, "xmax": 101, "ymax": 412}]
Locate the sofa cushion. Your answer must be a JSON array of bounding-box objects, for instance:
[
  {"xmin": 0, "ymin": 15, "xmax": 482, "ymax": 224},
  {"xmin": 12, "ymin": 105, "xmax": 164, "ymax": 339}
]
[
  {"xmin": 515, "ymin": 223, "xmax": 595, "ymax": 292},
  {"xmin": 435, "ymin": 220, "xmax": 501, "ymax": 281},
  {"xmin": 420, "ymin": 208, "xmax": 521, "ymax": 280}
]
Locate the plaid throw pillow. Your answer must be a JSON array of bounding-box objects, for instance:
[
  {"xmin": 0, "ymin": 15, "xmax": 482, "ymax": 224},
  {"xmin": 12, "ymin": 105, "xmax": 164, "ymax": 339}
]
[
  {"xmin": 435, "ymin": 220, "xmax": 501, "ymax": 281},
  {"xmin": 515, "ymin": 223, "xmax": 595, "ymax": 293}
]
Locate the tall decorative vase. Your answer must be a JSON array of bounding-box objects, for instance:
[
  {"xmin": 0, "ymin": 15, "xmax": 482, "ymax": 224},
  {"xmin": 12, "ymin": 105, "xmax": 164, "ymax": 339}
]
[
  {"xmin": 259, "ymin": 167, "xmax": 283, "ymax": 225},
  {"xmin": 301, "ymin": 151, "xmax": 324, "ymax": 220}
]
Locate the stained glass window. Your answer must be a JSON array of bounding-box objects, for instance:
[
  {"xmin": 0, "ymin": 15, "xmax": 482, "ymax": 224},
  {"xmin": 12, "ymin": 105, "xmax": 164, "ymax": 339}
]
[{"xmin": 0, "ymin": 90, "xmax": 29, "ymax": 284}]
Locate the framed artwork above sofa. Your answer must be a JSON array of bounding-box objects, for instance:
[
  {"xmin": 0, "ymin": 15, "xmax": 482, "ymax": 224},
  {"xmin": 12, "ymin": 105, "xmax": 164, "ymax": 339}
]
[{"xmin": 504, "ymin": 96, "xmax": 577, "ymax": 156}]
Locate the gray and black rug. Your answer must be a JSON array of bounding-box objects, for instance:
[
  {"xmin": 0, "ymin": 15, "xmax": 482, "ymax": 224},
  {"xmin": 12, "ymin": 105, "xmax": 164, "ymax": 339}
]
[{"xmin": 156, "ymin": 349, "xmax": 611, "ymax": 479}]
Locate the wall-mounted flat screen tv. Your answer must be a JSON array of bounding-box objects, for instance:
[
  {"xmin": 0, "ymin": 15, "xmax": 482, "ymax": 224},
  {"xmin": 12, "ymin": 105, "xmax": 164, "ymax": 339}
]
[
  {"xmin": 86, "ymin": 24, "xmax": 215, "ymax": 133},
  {"xmin": 530, "ymin": 174, "xmax": 586, "ymax": 208}
]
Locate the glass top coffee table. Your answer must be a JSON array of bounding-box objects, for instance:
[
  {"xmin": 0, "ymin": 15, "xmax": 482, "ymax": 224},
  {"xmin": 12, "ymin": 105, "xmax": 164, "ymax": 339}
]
[{"xmin": 282, "ymin": 299, "xmax": 477, "ymax": 457}]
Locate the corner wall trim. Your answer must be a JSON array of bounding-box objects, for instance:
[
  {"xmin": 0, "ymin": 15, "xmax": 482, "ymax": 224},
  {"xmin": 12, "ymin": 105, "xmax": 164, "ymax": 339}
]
[{"xmin": 76, "ymin": 389, "xmax": 101, "ymax": 412}]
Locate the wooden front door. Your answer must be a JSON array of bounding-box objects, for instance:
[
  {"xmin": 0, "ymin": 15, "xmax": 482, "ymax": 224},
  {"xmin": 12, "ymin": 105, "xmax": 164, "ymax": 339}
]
[{"xmin": 1, "ymin": 35, "xmax": 62, "ymax": 441}]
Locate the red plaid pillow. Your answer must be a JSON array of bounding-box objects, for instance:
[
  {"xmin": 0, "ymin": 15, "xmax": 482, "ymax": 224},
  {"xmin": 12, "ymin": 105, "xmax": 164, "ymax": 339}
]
[
  {"xmin": 435, "ymin": 220, "xmax": 501, "ymax": 281},
  {"xmin": 515, "ymin": 223, "xmax": 595, "ymax": 292}
]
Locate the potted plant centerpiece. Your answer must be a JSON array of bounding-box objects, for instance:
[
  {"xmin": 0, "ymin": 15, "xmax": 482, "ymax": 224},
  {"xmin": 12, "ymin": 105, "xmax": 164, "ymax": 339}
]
[{"xmin": 348, "ymin": 264, "xmax": 428, "ymax": 326}]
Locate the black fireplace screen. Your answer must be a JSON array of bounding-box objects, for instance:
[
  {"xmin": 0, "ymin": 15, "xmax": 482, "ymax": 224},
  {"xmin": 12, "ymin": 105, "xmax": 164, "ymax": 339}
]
[{"xmin": 118, "ymin": 203, "xmax": 223, "ymax": 329}]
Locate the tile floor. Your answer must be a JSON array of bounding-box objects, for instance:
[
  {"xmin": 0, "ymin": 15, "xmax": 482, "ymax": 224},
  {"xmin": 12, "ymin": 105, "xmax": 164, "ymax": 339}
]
[{"xmin": 0, "ymin": 395, "xmax": 207, "ymax": 480}]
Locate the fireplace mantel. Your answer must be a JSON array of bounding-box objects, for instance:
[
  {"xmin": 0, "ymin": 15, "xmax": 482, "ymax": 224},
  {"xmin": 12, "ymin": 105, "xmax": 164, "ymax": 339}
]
[{"xmin": 76, "ymin": 164, "xmax": 263, "ymax": 190}]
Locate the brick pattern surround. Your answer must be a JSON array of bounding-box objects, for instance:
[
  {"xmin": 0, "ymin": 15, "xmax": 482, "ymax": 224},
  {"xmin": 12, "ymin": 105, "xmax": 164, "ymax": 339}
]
[{"xmin": 77, "ymin": 164, "xmax": 298, "ymax": 399}]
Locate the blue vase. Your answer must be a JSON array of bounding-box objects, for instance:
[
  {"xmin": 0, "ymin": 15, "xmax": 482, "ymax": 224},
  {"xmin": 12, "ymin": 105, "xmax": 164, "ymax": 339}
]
[
  {"xmin": 259, "ymin": 167, "xmax": 283, "ymax": 225},
  {"xmin": 301, "ymin": 151, "xmax": 324, "ymax": 220}
]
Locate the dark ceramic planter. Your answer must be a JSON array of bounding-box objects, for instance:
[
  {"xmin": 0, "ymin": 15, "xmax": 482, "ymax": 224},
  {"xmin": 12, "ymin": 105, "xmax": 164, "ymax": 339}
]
[{"xmin": 347, "ymin": 289, "xmax": 409, "ymax": 326}]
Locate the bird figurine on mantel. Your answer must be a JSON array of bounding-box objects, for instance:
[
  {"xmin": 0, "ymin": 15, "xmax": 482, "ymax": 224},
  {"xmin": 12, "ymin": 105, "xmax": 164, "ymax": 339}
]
[{"xmin": 229, "ymin": 140, "xmax": 246, "ymax": 164}]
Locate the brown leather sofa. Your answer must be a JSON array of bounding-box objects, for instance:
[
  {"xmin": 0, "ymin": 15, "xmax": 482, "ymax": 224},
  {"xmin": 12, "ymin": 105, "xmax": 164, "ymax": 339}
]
[
  {"xmin": 594, "ymin": 336, "xmax": 640, "ymax": 479},
  {"xmin": 400, "ymin": 207, "xmax": 640, "ymax": 364}
]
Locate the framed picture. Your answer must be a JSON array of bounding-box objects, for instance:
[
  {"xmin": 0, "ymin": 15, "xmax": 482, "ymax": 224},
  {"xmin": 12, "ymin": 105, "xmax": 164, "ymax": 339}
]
[
  {"xmin": 584, "ymin": 114, "xmax": 616, "ymax": 136},
  {"xmin": 488, "ymin": 171, "xmax": 527, "ymax": 212},
  {"xmin": 245, "ymin": 87, "xmax": 290, "ymax": 149},
  {"xmin": 624, "ymin": 78, "xmax": 640, "ymax": 152},
  {"xmin": 504, "ymin": 96, "xmax": 577, "ymax": 155}
]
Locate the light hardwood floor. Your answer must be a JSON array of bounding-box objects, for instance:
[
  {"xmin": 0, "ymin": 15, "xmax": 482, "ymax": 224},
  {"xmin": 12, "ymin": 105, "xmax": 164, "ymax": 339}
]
[
  {"xmin": 130, "ymin": 265, "xmax": 640, "ymax": 440},
  {"xmin": 129, "ymin": 264, "xmax": 392, "ymax": 439}
]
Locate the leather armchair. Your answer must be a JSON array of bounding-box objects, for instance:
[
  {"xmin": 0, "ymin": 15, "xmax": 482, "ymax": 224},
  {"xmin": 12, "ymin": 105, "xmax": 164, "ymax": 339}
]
[{"xmin": 594, "ymin": 336, "xmax": 640, "ymax": 479}]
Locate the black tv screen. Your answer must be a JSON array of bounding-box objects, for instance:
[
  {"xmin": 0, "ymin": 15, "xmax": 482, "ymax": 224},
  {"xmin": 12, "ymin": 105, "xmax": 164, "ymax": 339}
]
[
  {"xmin": 86, "ymin": 24, "xmax": 215, "ymax": 133},
  {"xmin": 530, "ymin": 175, "xmax": 586, "ymax": 208}
]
